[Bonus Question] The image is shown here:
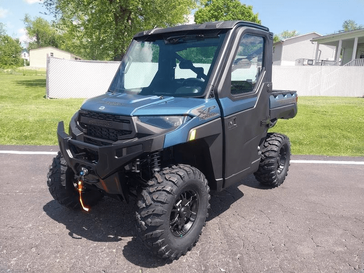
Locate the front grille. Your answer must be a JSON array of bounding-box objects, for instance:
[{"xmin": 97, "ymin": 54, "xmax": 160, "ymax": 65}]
[{"xmin": 78, "ymin": 110, "xmax": 135, "ymax": 142}]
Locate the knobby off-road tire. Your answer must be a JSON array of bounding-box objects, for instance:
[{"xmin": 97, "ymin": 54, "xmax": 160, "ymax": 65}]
[
  {"xmin": 254, "ymin": 133, "xmax": 291, "ymax": 188},
  {"xmin": 136, "ymin": 164, "xmax": 210, "ymax": 261},
  {"xmin": 47, "ymin": 152, "xmax": 103, "ymax": 209}
]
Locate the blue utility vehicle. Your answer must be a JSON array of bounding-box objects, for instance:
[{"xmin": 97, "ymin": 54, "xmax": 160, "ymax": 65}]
[{"xmin": 48, "ymin": 21, "xmax": 297, "ymax": 260}]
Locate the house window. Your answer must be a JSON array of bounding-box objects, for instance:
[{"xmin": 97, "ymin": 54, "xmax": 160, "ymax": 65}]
[{"xmin": 231, "ymin": 34, "xmax": 264, "ymax": 95}]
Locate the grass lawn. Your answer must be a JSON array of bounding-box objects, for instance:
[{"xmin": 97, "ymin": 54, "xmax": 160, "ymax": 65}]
[
  {"xmin": 0, "ymin": 70, "xmax": 83, "ymax": 145},
  {"xmin": 1, "ymin": 71, "xmax": 363, "ymax": 156},
  {"xmin": 271, "ymin": 97, "xmax": 364, "ymax": 156}
]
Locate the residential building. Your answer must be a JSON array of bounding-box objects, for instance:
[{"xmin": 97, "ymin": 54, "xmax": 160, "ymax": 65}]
[
  {"xmin": 273, "ymin": 32, "xmax": 336, "ymax": 66},
  {"xmin": 21, "ymin": 49, "xmax": 29, "ymax": 62},
  {"xmin": 29, "ymin": 46, "xmax": 82, "ymax": 68},
  {"xmin": 311, "ymin": 28, "xmax": 364, "ymax": 66}
]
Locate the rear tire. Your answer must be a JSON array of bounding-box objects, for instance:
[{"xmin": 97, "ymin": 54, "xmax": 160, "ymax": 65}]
[
  {"xmin": 136, "ymin": 164, "xmax": 210, "ymax": 260},
  {"xmin": 254, "ymin": 133, "xmax": 291, "ymax": 188},
  {"xmin": 47, "ymin": 152, "xmax": 103, "ymax": 209}
]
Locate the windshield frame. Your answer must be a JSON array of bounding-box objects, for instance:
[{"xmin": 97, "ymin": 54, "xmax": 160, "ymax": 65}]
[{"xmin": 108, "ymin": 30, "xmax": 227, "ymax": 98}]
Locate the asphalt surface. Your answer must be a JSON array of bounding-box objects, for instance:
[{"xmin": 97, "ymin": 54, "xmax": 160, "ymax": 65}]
[{"xmin": 0, "ymin": 146, "xmax": 364, "ymax": 273}]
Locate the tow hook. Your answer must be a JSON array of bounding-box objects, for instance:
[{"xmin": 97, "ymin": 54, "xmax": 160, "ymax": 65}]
[{"xmin": 78, "ymin": 168, "xmax": 90, "ymax": 212}]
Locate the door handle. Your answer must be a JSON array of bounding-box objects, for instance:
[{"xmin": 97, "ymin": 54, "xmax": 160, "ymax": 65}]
[{"xmin": 228, "ymin": 117, "xmax": 237, "ymax": 129}]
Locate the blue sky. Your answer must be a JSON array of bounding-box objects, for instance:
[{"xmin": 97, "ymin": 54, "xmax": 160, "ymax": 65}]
[
  {"xmin": 243, "ymin": 0, "xmax": 364, "ymax": 36},
  {"xmin": 1, "ymin": 0, "xmax": 364, "ymax": 46},
  {"xmin": 0, "ymin": 0, "xmax": 54, "ymax": 44}
]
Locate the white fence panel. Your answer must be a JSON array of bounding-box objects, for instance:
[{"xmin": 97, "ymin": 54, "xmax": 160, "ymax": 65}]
[
  {"xmin": 46, "ymin": 57, "xmax": 364, "ymax": 98},
  {"xmin": 46, "ymin": 57, "xmax": 120, "ymax": 99},
  {"xmin": 272, "ymin": 66, "xmax": 364, "ymax": 97}
]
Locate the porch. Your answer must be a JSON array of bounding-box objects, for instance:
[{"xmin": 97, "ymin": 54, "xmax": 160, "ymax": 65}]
[{"xmin": 311, "ymin": 28, "xmax": 364, "ymax": 66}]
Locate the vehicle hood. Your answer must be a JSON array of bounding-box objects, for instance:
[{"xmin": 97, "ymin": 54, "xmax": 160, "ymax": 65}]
[{"xmin": 80, "ymin": 92, "xmax": 208, "ymax": 116}]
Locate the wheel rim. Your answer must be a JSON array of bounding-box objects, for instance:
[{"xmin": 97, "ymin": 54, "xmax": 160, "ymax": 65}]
[
  {"xmin": 170, "ymin": 189, "xmax": 199, "ymax": 237},
  {"xmin": 277, "ymin": 144, "xmax": 288, "ymax": 175}
]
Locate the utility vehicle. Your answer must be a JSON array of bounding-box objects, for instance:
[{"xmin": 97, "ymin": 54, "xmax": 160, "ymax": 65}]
[{"xmin": 47, "ymin": 20, "xmax": 297, "ymax": 260}]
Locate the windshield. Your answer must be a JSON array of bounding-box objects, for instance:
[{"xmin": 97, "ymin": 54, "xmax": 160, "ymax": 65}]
[{"xmin": 108, "ymin": 31, "xmax": 226, "ymax": 97}]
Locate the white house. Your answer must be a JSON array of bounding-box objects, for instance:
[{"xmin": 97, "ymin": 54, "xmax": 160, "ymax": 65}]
[
  {"xmin": 29, "ymin": 46, "xmax": 82, "ymax": 68},
  {"xmin": 21, "ymin": 49, "xmax": 29, "ymax": 62},
  {"xmin": 311, "ymin": 28, "xmax": 364, "ymax": 66},
  {"xmin": 273, "ymin": 32, "xmax": 336, "ymax": 66}
]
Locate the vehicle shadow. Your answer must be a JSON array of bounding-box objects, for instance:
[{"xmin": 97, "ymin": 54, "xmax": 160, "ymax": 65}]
[
  {"xmin": 43, "ymin": 197, "xmax": 169, "ymax": 267},
  {"xmin": 207, "ymin": 174, "xmax": 270, "ymax": 220},
  {"xmin": 15, "ymin": 79, "xmax": 46, "ymax": 88},
  {"xmin": 43, "ymin": 174, "xmax": 267, "ymax": 268}
]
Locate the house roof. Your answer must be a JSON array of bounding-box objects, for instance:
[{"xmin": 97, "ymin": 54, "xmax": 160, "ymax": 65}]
[
  {"xmin": 29, "ymin": 46, "xmax": 82, "ymax": 59},
  {"xmin": 274, "ymin": 32, "xmax": 321, "ymax": 45},
  {"xmin": 311, "ymin": 28, "xmax": 364, "ymax": 45}
]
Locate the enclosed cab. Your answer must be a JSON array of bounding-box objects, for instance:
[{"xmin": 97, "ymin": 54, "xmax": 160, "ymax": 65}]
[{"xmin": 48, "ymin": 21, "xmax": 297, "ymax": 260}]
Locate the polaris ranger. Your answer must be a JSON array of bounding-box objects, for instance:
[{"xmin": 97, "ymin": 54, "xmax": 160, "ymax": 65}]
[{"xmin": 47, "ymin": 20, "xmax": 297, "ymax": 260}]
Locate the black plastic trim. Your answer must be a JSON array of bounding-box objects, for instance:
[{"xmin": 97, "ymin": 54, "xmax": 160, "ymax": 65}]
[
  {"xmin": 57, "ymin": 121, "xmax": 165, "ymax": 179},
  {"xmin": 270, "ymin": 103, "xmax": 297, "ymax": 120}
]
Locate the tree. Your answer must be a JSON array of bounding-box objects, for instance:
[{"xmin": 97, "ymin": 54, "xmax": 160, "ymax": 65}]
[
  {"xmin": 194, "ymin": 0, "xmax": 260, "ymax": 24},
  {"xmin": 23, "ymin": 14, "xmax": 62, "ymax": 50},
  {"xmin": 342, "ymin": 20, "xmax": 363, "ymax": 31},
  {"xmin": 273, "ymin": 30, "xmax": 299, "ymax": 43},
  {"xmin": 280, "ymin": 30, "xmax": 299, "ymax": 39},
  {"xmin": 0, "ymin": 34, "xmax": 23, "ymax": 68},
  {"xmin": 273, "ymin": 35, "xmax": 280, "ymax": 43},
  {"xmin": 43, "ymin": 0, "xmax": 197, "ymax": 60}
]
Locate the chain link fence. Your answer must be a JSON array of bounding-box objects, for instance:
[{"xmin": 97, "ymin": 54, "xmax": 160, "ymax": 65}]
[{"xmin": 46, "ymin": 57, "xmax": 120, "ymax": 99}]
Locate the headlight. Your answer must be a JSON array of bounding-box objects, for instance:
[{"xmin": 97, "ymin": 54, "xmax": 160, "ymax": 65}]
[{"xmin": 137, "ymin": 116, "xmax": 191, "ymax": 129}]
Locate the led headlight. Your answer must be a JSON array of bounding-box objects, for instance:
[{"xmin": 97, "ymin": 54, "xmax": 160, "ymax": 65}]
[{"xmin": 137, "ymin": 116, "xmax": 191, "ymax": 129}]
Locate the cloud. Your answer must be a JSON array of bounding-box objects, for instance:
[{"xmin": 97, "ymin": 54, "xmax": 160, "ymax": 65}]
[
  {"xmin": 6, "ymin": 21, "xmax": 14, "ymax": 30},
  {"xmin": 24, "ymin": 0, "xmax": 44, "ymax": 4},
  {"xmin": 18, "ymin": 28, "xmax": 34, "ymax": 46},
  {"xmin": 0, "ymin": 7, "xmax": 9, "ymax": 18}
]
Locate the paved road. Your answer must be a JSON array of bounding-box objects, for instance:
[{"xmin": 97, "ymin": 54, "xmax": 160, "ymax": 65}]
[{"xmin": 0, "ymin": 146, "xmax": 364, "ymax": 273}]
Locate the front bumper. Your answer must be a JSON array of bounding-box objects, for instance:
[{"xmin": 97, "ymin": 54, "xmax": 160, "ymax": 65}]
[{"xmin": 57, "ymin": 121, "xmax": 165, "ymax": 179}]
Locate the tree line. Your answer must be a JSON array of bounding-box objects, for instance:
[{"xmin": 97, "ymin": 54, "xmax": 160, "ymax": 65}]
[
  {"xmin": 1, "ymin": 0, "xmax": 363, "ymax": 68},
  {"xmin": 39, "ymin": 0, "xmax": 260, "ymax": 61},
  {"xmin": 0, "ymin": 23, "xmax": 24, "ymax": 68}
]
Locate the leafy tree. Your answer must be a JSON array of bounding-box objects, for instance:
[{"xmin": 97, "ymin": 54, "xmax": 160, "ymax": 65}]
[
  {"xmin": 0, "ymin": 35, "xmax": 23, "ymax": 68},
  {"xmin": 194, "ymin": 0, "xmax": 260, "ymax": 24},
  {"xmin": 342, "ymin": 20, "xmax": 363, "ymax": 31},
  {"xmin": 23, "ymin": 14, "xmax": 62, "ymax": 50},
  {"xmin": 273, "ymin": 35, "xmax": 280, "ymax": 43},
  {"xmin": 280, "ymin": 30, "xmax": 299, "ymax": 39},
  {"xmin": 273, "ymin": 30, "xmax": 299, "ymax": 43},
  {"xmin": 43, "ymin": 0, "xmax": 197, "ymax": 60}
]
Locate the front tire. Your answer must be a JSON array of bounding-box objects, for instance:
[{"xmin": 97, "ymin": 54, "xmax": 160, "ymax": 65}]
[
  {"xmin": 254, "ymin": 133, "xmax": 291, "ymax": 187},
  {"xmin": 47, "ymin": 152, "xmax": 103, "ymax": 209},
  {"xmin": 136, "ymin": 164, "xmax": 210, "ymax": 260}
]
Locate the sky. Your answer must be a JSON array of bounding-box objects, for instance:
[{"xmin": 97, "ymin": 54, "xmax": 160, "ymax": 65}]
[{"xmin": 1, "ymin": 0, "xmax": 364, "ymax": 47}]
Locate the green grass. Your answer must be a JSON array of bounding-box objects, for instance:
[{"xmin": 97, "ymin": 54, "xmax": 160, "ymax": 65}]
[
  {"xmin": 271, "ymin": 97, "xmax": 364, "ymax": 156},
  {"xmin": 0, "ymin": 70, "xmax": 83, "ymax": 145},
  {"xmin": 1, "ymin": 71, "xmax": 364, "ymax": 156}
]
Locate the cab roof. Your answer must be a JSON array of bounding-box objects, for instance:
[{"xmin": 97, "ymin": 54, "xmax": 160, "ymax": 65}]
[{"xmin": 134, "ymin": 20, "xmax": 270, "ymax": 39}]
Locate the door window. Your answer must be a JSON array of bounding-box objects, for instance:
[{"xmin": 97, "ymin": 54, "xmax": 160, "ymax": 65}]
[{"xmin": 231, "ymin": 34, "xmax": 264, "ymax": 94}]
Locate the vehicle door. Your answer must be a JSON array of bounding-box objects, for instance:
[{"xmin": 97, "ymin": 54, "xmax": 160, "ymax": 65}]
[{"xmin": 218, "ymin": 28, "xmax": 271, "ymax": 188}]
